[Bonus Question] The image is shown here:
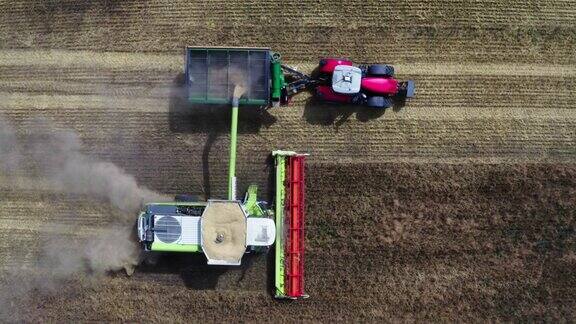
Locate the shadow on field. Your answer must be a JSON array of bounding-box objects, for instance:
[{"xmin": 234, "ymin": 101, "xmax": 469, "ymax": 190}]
[
  {"xmin": 137, "ymin": 253, "xmax": 223, "ymax": 289},
  {"xmin": 168, "ymin": 73, "xmax": 277, "ymax": 197},
  {"xmin": 137, "ymin": 252, "xmax": 269, "ymax": 291},
  {"xmin": 168, "ymin": 73, "xmax": 277, "ymax": 134},
  {"xmin": 303, "ymin": 96, "xmax": 406, "ymax": 127}
]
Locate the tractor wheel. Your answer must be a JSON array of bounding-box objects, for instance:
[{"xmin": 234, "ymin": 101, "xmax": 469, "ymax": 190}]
[
  {"xmin": 175, "ymin": 194, "xmax": 200, "ymax": 202},
  {"xmin": 367, "ymin": 64, "xmax": 394, "ymax": 77},
  {"xmin": 366, "ymin": 96, "xmax": 392, "ymax": 108}
]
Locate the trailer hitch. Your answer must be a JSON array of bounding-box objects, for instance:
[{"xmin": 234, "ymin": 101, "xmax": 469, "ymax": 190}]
[{"xmin": 282, "ymin": 64, "xmax": 318, "ymax": 99}]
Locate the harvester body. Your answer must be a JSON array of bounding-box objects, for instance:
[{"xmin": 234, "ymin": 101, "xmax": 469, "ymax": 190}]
[{"xmin": 137, "ymin": 199, "xmax": 275, "ymax": 265}]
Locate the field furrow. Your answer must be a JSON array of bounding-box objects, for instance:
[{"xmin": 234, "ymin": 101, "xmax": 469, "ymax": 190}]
[{"xmin": 2, "ymin": 1, "xmax": 576, "ymax": 28}]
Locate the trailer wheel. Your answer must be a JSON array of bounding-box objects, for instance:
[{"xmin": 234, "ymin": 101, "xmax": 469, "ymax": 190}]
[
  {"xmin": 175, "ymin": 194, "xmax": 200, "ymax": 202},
  {"xmin": 367, "ymin": 64, "xmax": 394, "ymax": 77},
  {"xmin": 366, "ymin": 96, "xmax": 392, "ymax": 108}
]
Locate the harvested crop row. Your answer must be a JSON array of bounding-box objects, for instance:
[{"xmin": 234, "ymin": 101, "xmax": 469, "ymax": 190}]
[
  {"xmin": 1, "ymin": 1, "xmax": 575, "ymax": 63},
  {"xmin": 2, "ymin": 71, "xmax": 575, "ymax": 111},
  {"xmin": 5, "ymin": 0, "xmax": 576, "ymax": 28}
]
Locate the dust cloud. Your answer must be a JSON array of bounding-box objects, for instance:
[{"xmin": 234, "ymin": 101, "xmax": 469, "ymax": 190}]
[
  {"xmin": 0, "ymin": 115, "xmax": 167, "ymax": 319},
  {"xmin": 26, "ymin": 117, "xmax": 166, "ymax": 215},
  {"xmin": 0, "ymin": 116, "xmax": 21, "ymax": 173},
  {"xmin": 40, "ymin": 225, "xmax": 141, "ymax": 275}
]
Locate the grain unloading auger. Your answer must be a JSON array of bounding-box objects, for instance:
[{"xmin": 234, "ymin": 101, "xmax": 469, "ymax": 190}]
[{"xmin": 137, "ymin": 47, "xmax": 309, "ymax": 299}]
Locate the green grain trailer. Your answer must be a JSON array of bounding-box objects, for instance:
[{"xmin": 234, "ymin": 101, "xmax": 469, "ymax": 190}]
[{"xmin": 185, "ymin": 46, "xmax": 273, "ymax": 106}]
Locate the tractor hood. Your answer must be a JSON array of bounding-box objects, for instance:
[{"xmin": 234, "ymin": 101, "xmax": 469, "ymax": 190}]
[
  {"xmin": 361, "ymin": 77, "xmax": 399, "ymax": 95},
  {"xmin": 331, "ymin": 65, "xmax": 362, "ymax": 94}
]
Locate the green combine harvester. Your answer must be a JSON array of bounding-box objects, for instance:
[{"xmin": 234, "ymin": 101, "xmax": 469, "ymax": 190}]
[{"xmin": 137, "ymin": 47, "xmax": 308, "ymax": 299}]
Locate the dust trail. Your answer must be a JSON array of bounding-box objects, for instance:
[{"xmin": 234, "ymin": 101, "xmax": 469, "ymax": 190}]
[
  {"xmin": 25, "ymin": 117, "xmax": 166, "ymax": 216},
  {"xmin": 0, "ymin": 116, "xmax": 21, "ymax": 173},
  {"xmin": 0, "ymin": 115, "xmax": 168, "ymax": 320},
  {"xmin": 40, "ymin": 225, "xmax": 141, "ymax": 275},
  {"xmin": 0, "ymin": 115, "xmax": 164, "ymax": 255}
]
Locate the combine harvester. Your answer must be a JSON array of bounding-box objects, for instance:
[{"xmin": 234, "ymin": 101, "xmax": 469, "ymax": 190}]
[{"xmin": 137, "ymin": 47, "xmax": 309, "ymax": 299}]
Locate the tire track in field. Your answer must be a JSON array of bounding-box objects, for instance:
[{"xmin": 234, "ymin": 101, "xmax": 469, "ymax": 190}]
[
  {"xmin": 1, "ymin": 49, "xmax": 575, "ymax": 75},
  {"xmin": 1, "ymin": 26, "xmax": 574, "ymax": 64}
]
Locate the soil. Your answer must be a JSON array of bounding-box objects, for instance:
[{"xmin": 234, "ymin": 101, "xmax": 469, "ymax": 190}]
[{"xmin": 0, "ymin": 0, "xmax": 575, "ymax": 322}]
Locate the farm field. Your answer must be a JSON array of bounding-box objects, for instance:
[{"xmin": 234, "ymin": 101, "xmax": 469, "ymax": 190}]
[{"xmin": 0, "ymin": 0, "xmax": 575, "ymax": 322}]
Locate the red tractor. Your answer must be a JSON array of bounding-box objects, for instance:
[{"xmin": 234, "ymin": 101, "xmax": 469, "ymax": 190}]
[
  {"xmin": 313, "ymin": 58, "xmax": 415, "ymax": 108},
  {"xmin": 279, "ymin": 58, "xmax": 414, "ymax": 109}
]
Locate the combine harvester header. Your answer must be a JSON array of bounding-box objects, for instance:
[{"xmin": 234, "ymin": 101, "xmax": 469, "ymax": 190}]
[
  {"xmin": 274, "ymin": 151, "xmax": 308, "ymax": 299},
  {"xmin": 138, "ymin": 47, "xmax": 310, "ymax": 299}
]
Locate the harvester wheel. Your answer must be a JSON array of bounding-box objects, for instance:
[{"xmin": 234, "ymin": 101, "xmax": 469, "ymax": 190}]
[
  {"xmin": 145, "ymin": 229, "xmax": 154, "ymax": 241},
  {"xmin": 175, "ymin": 194, "xmax": 200, "ymax": 202},
  {"xmin": 367, "ymin": 64, "xmax": 394, "ymax": 77},
  {"xmin": 367, "ymin": 96, "xmax": 392, "ymax": 108},
  {"xmin": 251, "ymin": 246, "xmax": 270, "ymax": 254}
]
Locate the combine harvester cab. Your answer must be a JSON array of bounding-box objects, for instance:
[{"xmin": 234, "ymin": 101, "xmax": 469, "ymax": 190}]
[{"xmin": 137, "ymin": 47, "xmax": 309, "ymax": 299}]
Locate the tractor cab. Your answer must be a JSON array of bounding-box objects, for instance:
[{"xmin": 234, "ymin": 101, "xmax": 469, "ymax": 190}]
[{"xmin": 331, "ymin": 65, "xmax": 362, "ymax": 95}]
